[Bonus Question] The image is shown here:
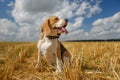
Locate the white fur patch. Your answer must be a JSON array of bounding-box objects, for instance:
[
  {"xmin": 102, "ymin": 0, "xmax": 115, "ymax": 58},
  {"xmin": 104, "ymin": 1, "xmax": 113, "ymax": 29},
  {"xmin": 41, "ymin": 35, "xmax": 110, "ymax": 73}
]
[
  {"xmin": 56, "ymin": 58, "xmax": 63, "ymax": 72},
  {"xmin": 55, "ymin": 19, "xmax": 66, "ymax": 28},
  {"xmin": 37, "ymin": 36, "xmax": 58, "ymax": 65}
]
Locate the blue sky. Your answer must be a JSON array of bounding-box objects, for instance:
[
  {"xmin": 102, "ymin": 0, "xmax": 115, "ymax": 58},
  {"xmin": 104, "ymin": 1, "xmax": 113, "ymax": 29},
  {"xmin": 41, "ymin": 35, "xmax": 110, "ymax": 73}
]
[
  {"xmin": 0, "ymin": 0, "xmax": 14, "ymax": 20},
  {"xmin": 0, "ymin": 0, "xmax": 120, "ymax": 41},
  {"xmin": 82, "ymin": 0, "xmax": 120, "ymax": 32}
]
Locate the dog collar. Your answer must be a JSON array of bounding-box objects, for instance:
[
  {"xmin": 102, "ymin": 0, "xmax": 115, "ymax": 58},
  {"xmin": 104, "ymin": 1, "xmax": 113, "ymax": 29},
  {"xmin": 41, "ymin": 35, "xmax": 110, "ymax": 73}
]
[
  {"xmin": 46, "ymin": 33, "xmax": 61, "ymax": 39},
  {"xmin": 46, "ymin": 36, "xmax": 59, "ymax": 39}
]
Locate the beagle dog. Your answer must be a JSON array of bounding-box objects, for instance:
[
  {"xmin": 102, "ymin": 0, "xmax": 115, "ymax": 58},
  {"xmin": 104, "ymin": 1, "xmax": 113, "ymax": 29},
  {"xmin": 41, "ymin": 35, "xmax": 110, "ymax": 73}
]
[{"xmin": 36, "ymin": 16, "xmax": 71, "ymax": 72}]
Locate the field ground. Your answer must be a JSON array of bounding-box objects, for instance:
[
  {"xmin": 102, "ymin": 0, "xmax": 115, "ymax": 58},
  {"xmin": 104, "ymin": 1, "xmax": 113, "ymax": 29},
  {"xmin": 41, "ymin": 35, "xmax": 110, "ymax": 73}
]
[{"xmin": 0, "ymin": 42, "xmax": 120, "ymax": 80}]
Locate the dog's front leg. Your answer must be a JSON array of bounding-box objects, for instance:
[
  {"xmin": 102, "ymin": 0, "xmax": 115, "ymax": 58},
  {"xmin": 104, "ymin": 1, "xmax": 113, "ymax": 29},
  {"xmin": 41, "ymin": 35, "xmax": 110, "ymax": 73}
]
[
  {"xmin": 36, "ymin": 40, "xmax": 42, "ymax": 68},
  {"xmin": 35, "ymin": 49, "xmax": 41, "ymax": 68},
  {"xmin": 56, "ymin": 58, "xmax": 63, "ymax": 72},
  {"xmin": 56, "ymin": 42, "xmax": 63, "ymax": 73}
]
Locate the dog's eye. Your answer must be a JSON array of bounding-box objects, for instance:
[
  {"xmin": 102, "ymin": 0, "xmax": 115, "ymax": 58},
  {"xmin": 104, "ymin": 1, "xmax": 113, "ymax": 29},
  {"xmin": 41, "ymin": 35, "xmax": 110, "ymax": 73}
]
[{"xmin": 54, "ymin": 18, "xmax": 59, "ymax": 20}]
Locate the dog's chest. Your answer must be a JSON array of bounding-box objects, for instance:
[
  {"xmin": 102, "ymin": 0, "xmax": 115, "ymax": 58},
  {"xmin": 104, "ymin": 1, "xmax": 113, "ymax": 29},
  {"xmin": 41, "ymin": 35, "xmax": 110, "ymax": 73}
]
[{"xmin": 38, "ymin": 37, "xmax": 58, "ymax": 56}]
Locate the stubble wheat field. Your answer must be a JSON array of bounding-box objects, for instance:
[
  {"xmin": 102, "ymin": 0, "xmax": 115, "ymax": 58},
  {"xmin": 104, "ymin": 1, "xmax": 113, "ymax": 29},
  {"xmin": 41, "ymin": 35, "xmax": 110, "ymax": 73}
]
[{"xmin": 0, "ymin": 42, "xmax": 120, "ymax": 80}]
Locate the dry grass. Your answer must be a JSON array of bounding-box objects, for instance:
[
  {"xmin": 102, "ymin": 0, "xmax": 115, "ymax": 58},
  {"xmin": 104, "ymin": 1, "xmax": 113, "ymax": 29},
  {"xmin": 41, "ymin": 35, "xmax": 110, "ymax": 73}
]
[{"xmin": 0, "ymin": 42, "xmax": 120, "ymax": 80}]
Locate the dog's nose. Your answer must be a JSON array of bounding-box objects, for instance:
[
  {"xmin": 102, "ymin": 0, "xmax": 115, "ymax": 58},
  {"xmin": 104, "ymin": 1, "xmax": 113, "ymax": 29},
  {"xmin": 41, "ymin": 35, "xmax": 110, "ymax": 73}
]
[{"xmin": 65, "ymin": 19, "xmax": 68, "ymax": 22}]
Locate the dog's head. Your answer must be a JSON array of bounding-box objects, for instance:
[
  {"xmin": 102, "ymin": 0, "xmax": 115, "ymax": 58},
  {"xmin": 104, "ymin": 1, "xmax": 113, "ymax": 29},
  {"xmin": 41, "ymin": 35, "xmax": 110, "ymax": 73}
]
[{"xmin": 41, "ymin": 16, "xmax": 68, "ymax": 36}]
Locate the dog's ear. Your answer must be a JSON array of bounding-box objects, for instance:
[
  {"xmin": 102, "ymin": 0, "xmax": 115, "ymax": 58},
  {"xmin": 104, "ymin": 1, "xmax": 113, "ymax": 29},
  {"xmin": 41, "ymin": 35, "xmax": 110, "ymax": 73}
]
[{"xmin": 41, "ymin": 19, "xmax": 51, "ymax": 36}]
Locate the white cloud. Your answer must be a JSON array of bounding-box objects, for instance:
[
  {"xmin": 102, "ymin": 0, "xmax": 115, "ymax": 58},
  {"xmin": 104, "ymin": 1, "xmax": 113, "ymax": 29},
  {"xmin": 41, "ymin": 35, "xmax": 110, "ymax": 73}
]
[
  {"xmin": 75, "ymin": 1, "xmax": 90, "ymax": 16},
  {"xmin": 12, "ymin": 0, "xmax": 63, "ymax": 25},
  {"xmin": 12, "ymin": 0, "xmax": 101, "ymax": 25},
  {"xmin": 66, "ymin": 17, "xmax": 84, "ymax": 33},
  {"xmin": 0, "ymin": 0, "xmax": 103, "ymax": 41},
  {"xmin": 0, "ymin": 19, "xmax": 19, "ymax": 41},
  {"xmin": 75, "ymin": 1, "xmax": 102, "ymax": 18},
  {"xmin": 62, "ymin": 11, "xmax": 120, "ymax": 40},
  {"xmin": 60, "ymin": 29, "xmax": 89, "ymax": 41},
  {"xmin": 74, "ymin": 17, "xmax": 84, "ymax": 27},
  {"xmin": 22, "ymin": 0, "xmax": 62, "ymax": 14},
  {"xmin": 90, "ymin": 11, "xmax": 120, "ymax": 39},
  {"xmin": 86, "ymin": 4, "xmax": 102, "ymax": 18},
  {"xmin": 16, "ymin": 25, "xmax": 40, "ymax": 41}
]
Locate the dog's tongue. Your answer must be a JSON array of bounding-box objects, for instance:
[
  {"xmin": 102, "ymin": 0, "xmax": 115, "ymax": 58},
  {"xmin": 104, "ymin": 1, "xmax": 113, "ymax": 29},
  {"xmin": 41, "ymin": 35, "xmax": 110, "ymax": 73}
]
[{"xmin": 62, "ymin": 27, "xmax": 68, "ymax": 34}]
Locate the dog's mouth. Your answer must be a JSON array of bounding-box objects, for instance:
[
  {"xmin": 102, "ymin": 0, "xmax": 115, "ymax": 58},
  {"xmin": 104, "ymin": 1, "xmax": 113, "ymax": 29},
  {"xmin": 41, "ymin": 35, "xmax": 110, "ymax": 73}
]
[{"xmin": 54, "ymin": 26, "xmax": 68, "ymax": 34}]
